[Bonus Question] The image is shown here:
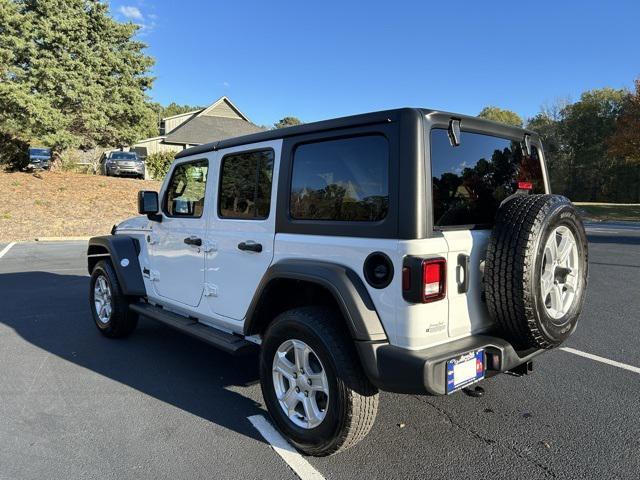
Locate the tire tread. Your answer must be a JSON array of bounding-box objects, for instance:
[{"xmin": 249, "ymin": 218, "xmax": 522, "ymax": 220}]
[{"xmin": 485, "ymin": 194, "xmax": 572, "ymax": 349}]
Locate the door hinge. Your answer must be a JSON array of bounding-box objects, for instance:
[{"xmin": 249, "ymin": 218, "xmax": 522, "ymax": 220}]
[
  {"xmin": 204, "ymin": 283, "xmax": 218, "ymax": 297},
  {"xmin": 148, "ymin": 269, "xmax": 160, "ymax": 282},
  {"xmin": 203, "ymin": 240, "xmax": 217, "ymax": 253},
  {"xmin": 147, "ymin": 233, "xmax": 160, "ymax": 245}
]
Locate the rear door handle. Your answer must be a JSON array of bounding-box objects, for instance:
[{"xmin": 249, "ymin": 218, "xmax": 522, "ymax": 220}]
[
  {"xmin": 457, "ymin": 253, "xmax": 470, "ymax": 293},
  {"xmin": 238, "ymin": 241, "xmax": 262, "ymax": 253},
  {"xmin": 184, "ymin": 236, "xmax": 202, "ymax": 247}
]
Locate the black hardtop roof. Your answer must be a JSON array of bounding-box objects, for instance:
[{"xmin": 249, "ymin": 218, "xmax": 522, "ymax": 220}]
[{"xmin": 175, "ymin": 107, "xmax": 536, "ymax": 160}]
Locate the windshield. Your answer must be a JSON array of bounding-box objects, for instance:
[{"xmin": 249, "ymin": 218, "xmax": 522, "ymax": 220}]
[
  {"xmin": 110, "ymin": 152, "xmax": 138, "ymax": 160},
  {"xmin": 430, "ymin": 128, "xmax": 545, "ymax": 229},
  {"xmin": 29, "ymin": 148, "xmax": 51, "ymax": 157}
]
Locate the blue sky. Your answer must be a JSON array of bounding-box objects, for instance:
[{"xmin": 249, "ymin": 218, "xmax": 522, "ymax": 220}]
[{"xmin": 110, "ymin": 0, "xmax": 640, "ymax": 127}]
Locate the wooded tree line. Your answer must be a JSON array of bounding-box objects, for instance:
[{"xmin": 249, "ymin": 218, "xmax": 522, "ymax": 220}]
[{"xmin": 479, "ymin": 82, "xmax": 640, "ymax": 203}]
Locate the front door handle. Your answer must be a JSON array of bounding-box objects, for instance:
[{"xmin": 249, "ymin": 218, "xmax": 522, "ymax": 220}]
[
  {"xmin": 238, "ymin": 241, "xmax": 262, "ymax": 253},
  {"xmin": 184, "ymin": 236, "xmax": 202, "ymax": 247}
]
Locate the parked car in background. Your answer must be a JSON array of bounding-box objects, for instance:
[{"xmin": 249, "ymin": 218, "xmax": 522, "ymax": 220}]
[
  {"xmin": 100, "ymin": 151, "xmax": 145, "ymax": 179},
  {"xmin": 27, "ymin": 147, "xmax": 52, "ymax": 170}
]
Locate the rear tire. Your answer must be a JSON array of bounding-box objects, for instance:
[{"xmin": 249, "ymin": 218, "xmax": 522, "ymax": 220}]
[
  {"xmin": 485, "ymin": 194, "xmax": 588, "ymax": 349},
  {"xmin": 89, "ymin": 260, "xmax": 138, "ymax": 338},
  {"xmin": 260, "ymin": 306, "xmax": 379, "ymax": 456}
]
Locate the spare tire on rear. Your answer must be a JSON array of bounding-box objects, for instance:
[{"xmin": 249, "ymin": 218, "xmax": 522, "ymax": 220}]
[{"xmin": 484, "ymin": 194, "xmax": 588, "ymax": 349}]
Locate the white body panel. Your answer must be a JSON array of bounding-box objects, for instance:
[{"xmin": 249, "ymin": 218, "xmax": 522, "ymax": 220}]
[
  {"xmin": 272, "ymin": 234, "xmax": 400, "ymax": 341},
  {"xmin": 149, "ymin": 215, "xmax": 207, "ymax": 307},
  {"xmin": 144, "ymin": 155, "xmax": 213, "ymax": 307},
  {"xmin": 204, "ymin": 140, "xmax": 282, "ymax": 320},
  {"xmin": 441, "ymin": 229, "xmax": 493, "ymax": 338}
]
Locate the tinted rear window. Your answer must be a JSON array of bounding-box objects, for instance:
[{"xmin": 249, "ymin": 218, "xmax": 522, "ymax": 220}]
[
  {"xmin": 290, "ymin": 135, "xmax": 389, "ymax": 222},
  {"xmin": 430, "ymin": 128, "xmax": 544, "ymax": 229}
]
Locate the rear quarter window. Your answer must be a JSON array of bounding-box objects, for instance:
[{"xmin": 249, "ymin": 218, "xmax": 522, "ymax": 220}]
[
  {"xmin": 430, "ymin": 128, "xmax": 545, "ymax": 229},
  {"xmin": 290, "ymin": 135, "xmax": 389, "ymax": 222}
]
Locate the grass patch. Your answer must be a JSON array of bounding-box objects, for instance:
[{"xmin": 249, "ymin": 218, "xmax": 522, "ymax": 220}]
[{"xmin": 574, "ymin": 202, "xmax": 640, "ymax": 221}]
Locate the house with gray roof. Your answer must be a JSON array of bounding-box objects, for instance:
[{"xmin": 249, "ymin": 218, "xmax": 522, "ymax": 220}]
[{"xmin": 132, "ymin": 96, "xmax": 264, "ymax": 159}]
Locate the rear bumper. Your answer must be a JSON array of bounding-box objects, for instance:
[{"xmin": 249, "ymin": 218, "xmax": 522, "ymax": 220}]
[{"xmin": 356, "ymin": 335, "xmax": 545, "ymax": 395}]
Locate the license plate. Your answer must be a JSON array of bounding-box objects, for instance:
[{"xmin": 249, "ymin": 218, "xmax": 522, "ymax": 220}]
[{"xmin": 446, "ymin": 349, "xmax": 485, "ymax": 394}]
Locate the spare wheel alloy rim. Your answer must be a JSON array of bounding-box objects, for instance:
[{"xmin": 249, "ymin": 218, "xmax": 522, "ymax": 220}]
[
  {"xmin": 272, "ymin": 339, "xmax": 329, "ymax": 429},
  {"xmin": 540, "ymin": 225, "xmax": 579, "ymax": 322},
  {"xmin": 94, "ymin": 275, "xmax": 113, "ymax": 324}
]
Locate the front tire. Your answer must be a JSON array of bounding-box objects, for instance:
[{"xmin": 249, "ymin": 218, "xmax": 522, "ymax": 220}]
[
  {"xmin": 89, "ymin": 260, "xmax": 138, "ymax": 338},
  {"xmin": 260, "ymin": 307, "xmax": 379, "ymax": 456}
]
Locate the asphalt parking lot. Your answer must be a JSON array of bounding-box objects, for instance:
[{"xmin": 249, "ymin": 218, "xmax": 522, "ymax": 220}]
[{"xmin": 1, "ymin": 222, "xmax": 639, "ymax": 480}]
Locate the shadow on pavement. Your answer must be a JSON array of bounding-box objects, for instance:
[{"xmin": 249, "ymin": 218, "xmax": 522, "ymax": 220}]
[{"xmin": 0, "ymin": 270, "xmax": 267, "ymax": 445}]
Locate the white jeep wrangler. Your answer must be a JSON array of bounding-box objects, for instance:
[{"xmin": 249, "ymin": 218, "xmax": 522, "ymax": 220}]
[{"xmin": 87, "ymin": 108, "xmax": 588, "ymax": 456}]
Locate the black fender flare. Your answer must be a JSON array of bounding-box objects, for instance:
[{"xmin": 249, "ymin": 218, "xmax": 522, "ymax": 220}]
[
  {"xmin": 244, "ymin": 259, "xmax": 388, "ymax": 342},
  {"xmin": 87, "ymin": 235, "xmax": 146, "ymax": 297}
]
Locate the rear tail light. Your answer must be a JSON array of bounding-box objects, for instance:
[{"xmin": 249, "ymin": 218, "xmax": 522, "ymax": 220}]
[
  {"xmin": 422, "ymin": 258, "xmax": 446, "ymax": 302},
  {"xmin": 402, "ymin": 256, "xmax": 446, "ymax": 303},
  {"xmin": 517, "ymin": 181, "xmax": 533, "ymax": 190}
]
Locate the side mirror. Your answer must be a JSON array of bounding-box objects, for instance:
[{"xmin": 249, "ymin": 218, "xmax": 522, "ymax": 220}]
[{"xmin": 138, "ymin": 191, "xmax": 162, "ymax": 222}]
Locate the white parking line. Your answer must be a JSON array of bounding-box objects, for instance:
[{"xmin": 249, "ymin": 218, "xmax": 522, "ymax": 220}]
[
  {"xmin": 560, "ymin": 347, "xmax": 640, "ymax": 374},
  {"xmin": 0, "ymin": 242, "xmax": 16, "ymax": 259},
  {"xmin": 248, "ymin": 415, "xmax": 325, "ymax": 480}
]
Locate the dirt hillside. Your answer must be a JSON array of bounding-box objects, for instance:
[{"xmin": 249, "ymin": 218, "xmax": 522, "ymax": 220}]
[{"xmin": 0, "ymin": 171, "xmax": 160, "ymax": 242}]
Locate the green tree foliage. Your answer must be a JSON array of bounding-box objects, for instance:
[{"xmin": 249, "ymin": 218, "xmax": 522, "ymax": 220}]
[
  {"xmin": 161, "ymin": 102, "xmax": 204, "ymax": 118},
  {"xmin": 145, "ymin": 150, "xmax": 176, "ymax": 180},
  {"xmin": 478, "ymin": 106, "xmax": 523, "ymax": 127},
  {"xmin": 273, "ymin": 116, "xmax": 303, "ymax": 129},
  {"xmin": 559, "ymin": 88, "xmax": 627, "ymax": 201},
  {"xmin": 0, "ymin": 0, "xmax": 157, "ymax": 167},
  {"xmin": 526, "ymin": 88, "xmax": 640, "ymax": 202},
  {"xmin": 608, "ymin": 79, "xmax": 640, "ymax": 164},
  {"xmin": 526, "ymin": 100, "xmax": 569, "ymax": 194}
]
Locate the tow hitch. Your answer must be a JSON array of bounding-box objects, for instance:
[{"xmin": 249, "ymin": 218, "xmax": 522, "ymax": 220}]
[{"xmin": 507, "ymin": 361, "xmax": 534, "ymax": 377}]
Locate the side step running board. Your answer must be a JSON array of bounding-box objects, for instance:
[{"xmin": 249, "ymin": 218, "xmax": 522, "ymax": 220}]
[{"xmin": 129, "ymin": 302, "xmax": 256, "ymax": 355}]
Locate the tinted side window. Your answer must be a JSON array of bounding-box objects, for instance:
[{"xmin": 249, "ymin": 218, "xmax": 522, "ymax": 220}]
[
  {"xmin": 164, "ymin": 159, "xmax": 209, "ymax": 217},
  {"xmin": 431, "ymin": 129, "xmax": 544, "ymax": 228},
  {"xmin": 290, "ymin": 135, "xmax": 389, "ymax": 222},
  {"xmin": 219, "ymin": 149, "xmax": 274, "ymax": 219}
]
